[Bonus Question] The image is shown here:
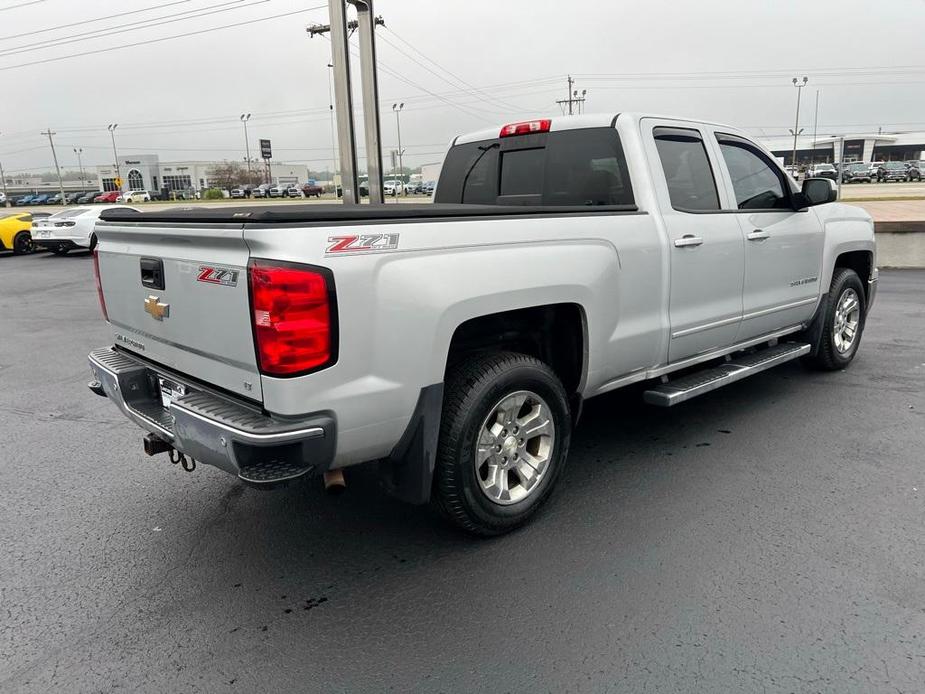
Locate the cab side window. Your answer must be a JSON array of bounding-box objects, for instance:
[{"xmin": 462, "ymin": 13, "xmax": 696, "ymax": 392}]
[
  {"xmin": 717, "ymin": 136, "xmax": 791, "ymax": 210},
  {"xmin": 653, "ymin": 127, "xmax": 720, "ymax": 212}
]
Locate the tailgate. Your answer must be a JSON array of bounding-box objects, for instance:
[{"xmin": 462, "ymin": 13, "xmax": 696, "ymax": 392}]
[{"xmin": 95, "ymin": 220, "xmax": 261, "ymax": 400}]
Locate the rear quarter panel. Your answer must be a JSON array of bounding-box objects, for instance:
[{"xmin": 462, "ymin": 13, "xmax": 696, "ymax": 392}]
[{"xmin": 245, "ymin": 212, "xmax": 665, "ymax": 465}]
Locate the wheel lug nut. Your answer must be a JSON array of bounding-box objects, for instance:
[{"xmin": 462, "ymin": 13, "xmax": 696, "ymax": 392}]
[
  {"xmin": 512, "ymin": 426, "xmax": 519, "ymax": 434},
  {"xmin": 496, "ymin": 445, "xmax": 502, "ymax": 452},
  {"xmin": 519, "ymin": 438, "xmax": 524, "ymax": 445},
  {"xmin": 501, "ymin": 429, "xmax": 507, "ymax": 437}
]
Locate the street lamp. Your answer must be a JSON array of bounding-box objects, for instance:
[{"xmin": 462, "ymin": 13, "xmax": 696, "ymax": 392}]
[
  {"xmin": 240, "ymin": 113, "xmax": 252, "ymax": 171},
  {"xmin": 73, "ymin": 147, "xmax": 85, "ymax": 186},
  {"xmin": 790, "ymin": 76, "xmax": 808, "ymax": 170},
  {"xmin": 0, "ymin": 131, "xmax": 9, "ymax": 207},
  {"xmin": 392, "ymin": 102, "xmax": 404, "ymax": 196},
  {"xmin": 107, "ymin": 123, "xmax": 121, "ymax": 191}
]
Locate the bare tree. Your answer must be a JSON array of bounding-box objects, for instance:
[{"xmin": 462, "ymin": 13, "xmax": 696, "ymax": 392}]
[{"xmin": 206, "ymin": 161, "xmax": 263, "ymax": 190}]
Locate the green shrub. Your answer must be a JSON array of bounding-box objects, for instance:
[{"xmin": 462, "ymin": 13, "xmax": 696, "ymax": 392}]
[{"xmin": 202, "ymin": 188, "xmax": 224, "ymax": 200}]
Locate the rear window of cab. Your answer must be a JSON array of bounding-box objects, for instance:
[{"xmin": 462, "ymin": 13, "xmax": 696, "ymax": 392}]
[{"xmin": 435, "ymin": 127, "xmax": 635, "ymax": 207}]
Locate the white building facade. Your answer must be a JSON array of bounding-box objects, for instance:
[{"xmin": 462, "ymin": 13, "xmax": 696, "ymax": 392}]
[
  {"xmin": 759, "ymin": 131, "xmax": 925, "ymax": 166},
  {"xmin": 95, "ymin": 156, "xmax": 312, "ymax": 193}
]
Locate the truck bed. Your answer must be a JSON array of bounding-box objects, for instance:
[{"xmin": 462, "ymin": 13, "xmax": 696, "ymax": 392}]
[{"xmin": 99, "ymin": 202, "xmax": 639, "ymax": 225}]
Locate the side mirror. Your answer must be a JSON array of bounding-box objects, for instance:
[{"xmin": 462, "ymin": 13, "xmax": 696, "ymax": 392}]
[{"xmin": 796, "ymin": 177, "xmax": 837, "ymax": 208}]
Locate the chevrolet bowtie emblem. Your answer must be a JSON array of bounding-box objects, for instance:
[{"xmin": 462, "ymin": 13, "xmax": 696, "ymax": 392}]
[{"xmin": 144, "ymin": 295, "xmax": 170, "ymax": 321}]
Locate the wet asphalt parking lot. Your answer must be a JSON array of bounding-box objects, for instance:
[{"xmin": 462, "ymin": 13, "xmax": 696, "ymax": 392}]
[{"xmin": 1, "ymin": 250, "xmax": 924, "ymax": 693}]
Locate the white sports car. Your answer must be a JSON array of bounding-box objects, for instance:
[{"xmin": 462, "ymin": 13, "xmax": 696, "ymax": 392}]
[{"xmin": 31, "ymin": 205, "xmax": 140, "ymax": 254}]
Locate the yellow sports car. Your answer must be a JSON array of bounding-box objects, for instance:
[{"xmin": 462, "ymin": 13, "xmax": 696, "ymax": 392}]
[{"xmin": 0, "ymin": 212, "xmax": 33, "ymax": 254}]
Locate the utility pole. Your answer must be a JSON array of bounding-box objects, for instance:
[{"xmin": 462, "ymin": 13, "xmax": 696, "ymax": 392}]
[
  {"xmin": 73, "ymin": 147, "xmax": 86, "ymax": 186},
  {"xmin": 327, "ymin": 63, "xmax": 339, "ymax": 187},
  {"xmin": 350, "ymin": 0, "xmax": 384, "ymax": 204},
  {"xmin": 811, "ymin": 90, "xmax": 820, "ymax": 166},
  {"xmin": 308, "ymin": 3, "xmax": 386, "ymax": 204},
  {"xmin": 790, "ymin": 76, "xmax": 808, "ymax": 169},
  {"xmin": 107, "ymin": 123, "xmax": 121, "ymax": 191},
  {"xmin": 240, "ymin": 114, "xmax": 252, "ymax": 171},
  {"xmin": 555, "ymin": 75, "xmax": 586, "ymax": 116},
  {"xmin": 41, "ymin": 128, "xmax": 66, "ymax": 205},
  {"xmin": 393, "ymin": 102, "xmax": 404, "ymax": 195}
]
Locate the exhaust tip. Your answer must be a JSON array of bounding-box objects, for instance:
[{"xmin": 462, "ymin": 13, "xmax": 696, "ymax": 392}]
[{"xmin": 323, "ymin": 469, "xmax": 346, "ymax": 494}]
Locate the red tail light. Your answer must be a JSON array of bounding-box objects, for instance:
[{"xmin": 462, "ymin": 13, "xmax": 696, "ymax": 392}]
[
  {"xmin": 499, "ymin": 119, "xmax": 551, "ymax": 137},
  {"xmin": 92, "ymin": 250, "xmax": 109, "ymax": 321},
  {"xmin": 248, "ymin": 260, "xmax": 336, "ymax": 376}
]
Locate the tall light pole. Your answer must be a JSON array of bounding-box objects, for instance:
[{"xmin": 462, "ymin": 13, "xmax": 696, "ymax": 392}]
[
  {"xmin": 327, "ymin": 63, "xmax": 339, "ymax": 187},
  {"xmin": 107, "ymin": 123, "xmax": 121, "ymax": 191},
  {"xmin": 73, "ymin": 147, "xmax": 85, "ymax": 186},
  {"xmin": 41, "ymin": 128, "xmax": 66, "ymax": 205},
  {"xmin": 790, "ymin": 76, "xmax": 808, "ymax": 170},
  {"xmin": 811, "ymin": 90, "xmax": 820, "ymax": 165},
  {"xmin": 0, "ymin": 159, "xmax": 8, "ymax": 207},
  {"xmin": 240, "ymin": 113, "xmax": 252, "ymax": 171},
  {"xmin": 392, "ymin": 102, "xmax": 404, "ymax": 195},
  {"xmin": 0, "ymin": 131, "xmax": 9, "ymax": 207}
]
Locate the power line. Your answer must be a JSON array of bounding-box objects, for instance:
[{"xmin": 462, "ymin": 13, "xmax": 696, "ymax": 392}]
[
  {"xmin": 0, "ymin": 0, "xmax": 270, "ymax": 57},
  {"xmin": 0, "ymin": 4, "xmax": 328, "ymax": 72},
  {"xmin": 322, "ymin": 32, "xmax": 493, "ymax": 121},
  {"xmin": 0, "ymin": 1, "xmax": 45, "ymax": 11},
  {"xmin": 379, "ymin": 28, "xmax": 527, "ymax": 113},
  {"xmin": 0, "ymin": 0, "xmax": 191, "ymax": 42}
]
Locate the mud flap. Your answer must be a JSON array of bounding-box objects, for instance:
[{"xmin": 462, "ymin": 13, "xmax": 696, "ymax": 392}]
[{"xmin": 377, "ymin": 383, "xmax": 444, "ymax": 505}]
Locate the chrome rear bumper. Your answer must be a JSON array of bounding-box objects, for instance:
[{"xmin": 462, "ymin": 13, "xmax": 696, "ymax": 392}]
[{"xmin": 88, "ymin": 347, "xmax": 335, "ymax": 486}]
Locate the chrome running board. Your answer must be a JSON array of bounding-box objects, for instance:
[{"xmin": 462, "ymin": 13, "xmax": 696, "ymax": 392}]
[{"xmin": 642, "ymin": 342, "xmax": 810, "ymax": 407}]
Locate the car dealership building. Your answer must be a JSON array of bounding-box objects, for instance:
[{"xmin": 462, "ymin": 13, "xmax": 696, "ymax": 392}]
[
  {"xmin": 759, "ymin": 130, "xmax": 925, "ymax": 166},
  {"xmin": 94, "ymin": 155, "xmax": 312, "ymax": 192}
]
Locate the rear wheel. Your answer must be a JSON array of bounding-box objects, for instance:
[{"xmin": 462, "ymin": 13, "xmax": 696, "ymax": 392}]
[
  {"xmin": 12, "ymin": 231, "xmax": 33, "ymax": 255},
  {"xmin": 432, "ymin": 352, "xmax": 571, "ymax": 536},
  {"xmin": 806, "ymin": 268, "xmax": 866, "ymax": 371},
  {"xmin": 88, "ymin": 234, "xmax": 97, "ymax": 252}
]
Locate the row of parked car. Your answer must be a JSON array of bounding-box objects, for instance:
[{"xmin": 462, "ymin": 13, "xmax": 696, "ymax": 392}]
[
  {"xmin": 230, "ymin": 182, "xmax": 325, "ymax": 199},
  {"xmin": 792, "ymin": 160, "xmax": 924, "ymax": 183},
  {"xmin": 1, "ymin": 204, "xmax": 138, "ymax": 256},
  {"xmin": 1, "ymin": 189, "xmax": 143, "ymax": 206}
]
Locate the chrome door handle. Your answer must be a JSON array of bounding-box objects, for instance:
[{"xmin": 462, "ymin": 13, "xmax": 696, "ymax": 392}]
[
  {"xmin": 747, "ymin": 229, "xmax": 770, "ymax": 241},
  {"xmin": 673, "ymin": 235, "xmax": 703, "ymax": 248}
]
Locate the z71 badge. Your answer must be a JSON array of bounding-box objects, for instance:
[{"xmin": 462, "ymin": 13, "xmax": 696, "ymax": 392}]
[
  {"xmin": 197, "ymin": 266, "xmax": 239, "ymax": 286},
  {"xmin": 326, "ymin": 233, "xmax": 400, "ymax": 255}
]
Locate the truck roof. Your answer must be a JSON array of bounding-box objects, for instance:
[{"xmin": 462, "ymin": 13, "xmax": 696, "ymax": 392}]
[{"xmin": 453, "ymin": 112, "xmax": 744, "ymax": 145}]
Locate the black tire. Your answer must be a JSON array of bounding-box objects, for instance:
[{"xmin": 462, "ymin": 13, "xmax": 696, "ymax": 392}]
[
  {"xmin": 88, "ymin": 234, "xmax": 97, "ymax": 252},
  {"xmin": 12, "ymin": 231, "xmax": 33, "ymax": 255},
  {"xmin": 806, "ymin": 268, "xmax": 867, "ymax": 371},
  {"xmin": 432, "ymin": 351, "xmax": 572, "ymax": 536}
]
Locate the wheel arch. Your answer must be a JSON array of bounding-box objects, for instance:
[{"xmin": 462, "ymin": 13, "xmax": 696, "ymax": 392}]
[{"xmin": 445, "ymin": 303, "xmax": 588, "ymax": 400}]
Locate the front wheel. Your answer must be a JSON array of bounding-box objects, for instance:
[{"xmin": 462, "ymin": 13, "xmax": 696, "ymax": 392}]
[
  {"xmin": 806, "ymin": 268, "xmax": 867, "ymax": 370},
  {"xmin": 432, "ymin": 352, "xmax": 571, "ymax": 536}
]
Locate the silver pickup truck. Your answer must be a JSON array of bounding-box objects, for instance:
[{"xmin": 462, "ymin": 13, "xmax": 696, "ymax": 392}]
[{"xmin": 88, "ymin": 113, "xmax": 877, "ymax": 535}]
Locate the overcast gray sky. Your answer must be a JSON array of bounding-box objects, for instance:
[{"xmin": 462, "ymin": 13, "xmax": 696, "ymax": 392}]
[{"xmin": 2, "ymin": 0, "xmax": 924, "ymax": 175}]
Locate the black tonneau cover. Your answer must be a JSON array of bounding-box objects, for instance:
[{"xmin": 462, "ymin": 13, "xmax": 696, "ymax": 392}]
[{"xmin": 99, "ymin": 202, "xmax": 638, "ymax": 225}]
